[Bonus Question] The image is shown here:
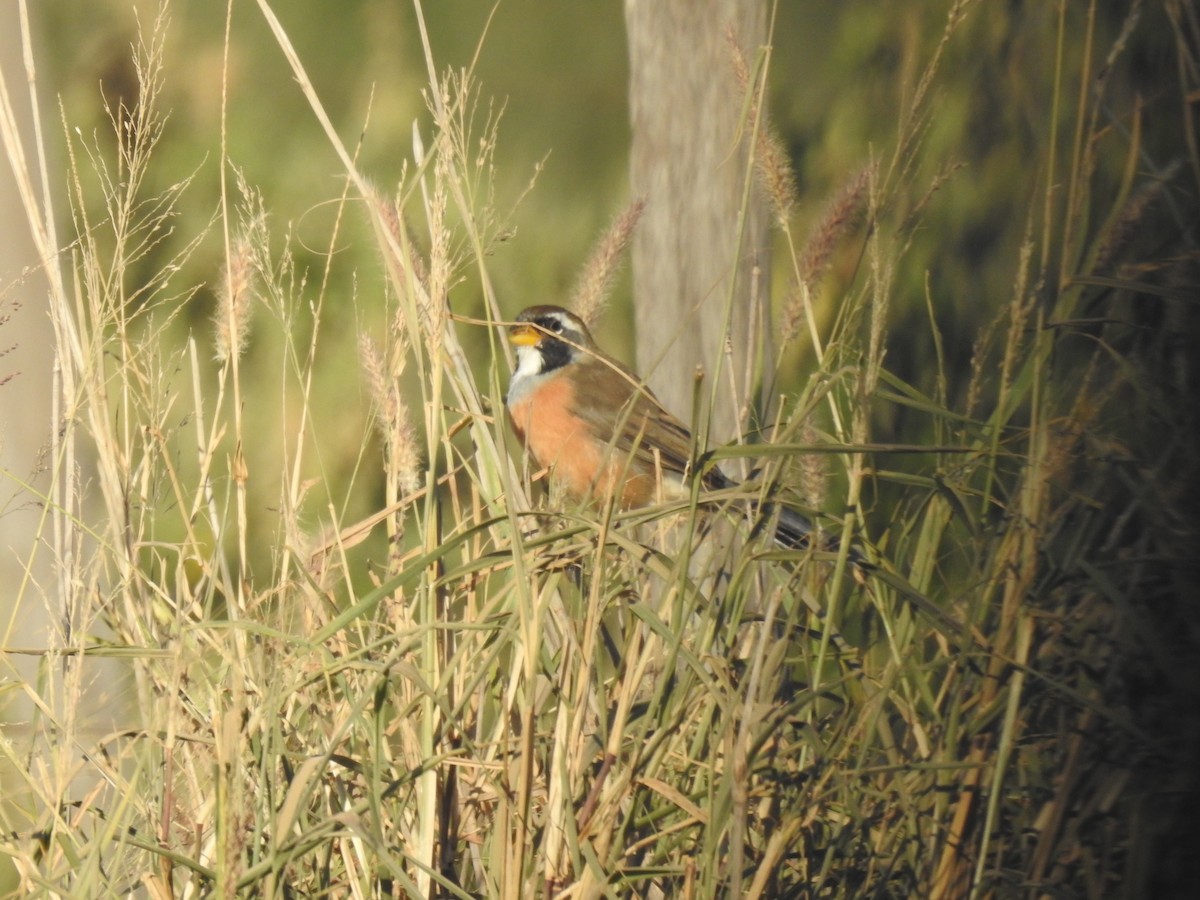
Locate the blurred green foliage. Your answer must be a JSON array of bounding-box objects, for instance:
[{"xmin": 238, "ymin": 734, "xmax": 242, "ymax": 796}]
[
  {"xmin": 31, "ymin": 0, "xmax": 1187, "ymax": 552},
  {"xmin": 34, "ymin": 2, "xmax": 632, "ymax": 561},
  {"xmin": 36, "ymin": 0, "xmax": 1177, "ymax": 381}
]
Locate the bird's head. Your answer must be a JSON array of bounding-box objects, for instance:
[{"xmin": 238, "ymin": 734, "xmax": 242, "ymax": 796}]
[{"xmin": 508, "ymin": 305, "xmax": 594, "ymax": 376}]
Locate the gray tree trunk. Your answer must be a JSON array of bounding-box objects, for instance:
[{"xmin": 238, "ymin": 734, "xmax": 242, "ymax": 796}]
[
  {"xmin": 1, "ymin": 6, "xmax": 55, "ymax": 714},
  {"xmin": 625, "ymin": 0, "xmax": 770, "ymax": 445}
]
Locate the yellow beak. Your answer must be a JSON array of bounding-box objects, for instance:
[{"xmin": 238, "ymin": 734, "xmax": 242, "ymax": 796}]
[{"xmin": 508, "ymin": 323, "xmax": 541, "ymax": 347}]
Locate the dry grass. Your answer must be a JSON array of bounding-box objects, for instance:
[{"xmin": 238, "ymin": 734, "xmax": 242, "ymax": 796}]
[{"xmin": 1, "ymin": 1, "xmax": 1197, "ymax": 898}]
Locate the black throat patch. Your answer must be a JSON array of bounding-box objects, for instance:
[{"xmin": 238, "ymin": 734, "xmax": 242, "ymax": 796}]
[{"xmin": 537, "ymin": 334, "xmax": 572, "ymax": 373}]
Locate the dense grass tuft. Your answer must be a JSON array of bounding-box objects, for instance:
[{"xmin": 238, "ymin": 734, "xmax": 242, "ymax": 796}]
[{"xmin": 2, "ymin": 1, "xmax": 1197, "ymax": 897}]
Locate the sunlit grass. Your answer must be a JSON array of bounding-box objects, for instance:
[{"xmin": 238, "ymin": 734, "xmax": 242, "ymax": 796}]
[{"xmin": 2, "ymin": 0, "xmax": 1196, "ymax": 897}]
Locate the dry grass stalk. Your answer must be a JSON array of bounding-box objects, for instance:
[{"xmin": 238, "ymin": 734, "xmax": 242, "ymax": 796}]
[
  {"xmin": 777, "ymin": 166, "xmax": 870, "ymax": 350},
  {"xmin": 797, "ymin": 416, "xmax": 827, "ymax": 511},
  {"xmin": 426, "ymin": 153, "xmax": 453, "ymax": 329},
  {"xmin": 212, "ymin": 234, "xmax": 256, "ymax": 362},
  {"xmin": 359, "ymin": 332, "xmax": 421, "ymax": 497},
  {"xmin": 569, "ymin": 198, "xmax": 645, "ymax": 330},
  {"xmin": 1093, "ymin": 161, "xmax": 1179, "ymax": 276},
  {"xmin": 778, "ymin": 274, "xmax": 808, "ymax": 351},
  {"xmin": 725, "ymin": 24, "xmax": 798, "ymax": 225},
  {"xmin": 864, "ymin": 173, "xmax": 890, "ymax": 404},
  {"xmin": 374, "ymin": 183, "xmax": 430, "ymax": 293},
  {"xmin": 0, "ymin": 295, "xmax": 19, "ymax": 389},
  {"xmin": 965, "ymin": 313, "xmax": 999, "ymax": 420},
  {"xmin": 799, "ymin": 165, "xmax": 871, "ymax": 292}
]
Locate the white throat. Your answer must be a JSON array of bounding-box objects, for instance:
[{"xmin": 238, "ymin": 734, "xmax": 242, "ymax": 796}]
[{"xmin": 506, "ymin": 344, "xmax": 548, "ymax": 407}]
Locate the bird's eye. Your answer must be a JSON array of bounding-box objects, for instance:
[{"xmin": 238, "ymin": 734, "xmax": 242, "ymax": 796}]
[{"xmin": 544, "ymin": 318, "xmax": 563, "ymax": 334}]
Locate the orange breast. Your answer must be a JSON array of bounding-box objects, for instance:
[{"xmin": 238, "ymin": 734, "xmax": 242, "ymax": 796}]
[{"xmin": 509, "ymin": 374, "xmax": 655, "ymax": 508}]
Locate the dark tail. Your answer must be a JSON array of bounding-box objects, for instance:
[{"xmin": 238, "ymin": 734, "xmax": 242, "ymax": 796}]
[
  {"xmin": 704, "ymin": 467, "xmax": 869, "ymax": 566},
  {"xmin": 766, "ymin": 503, "xmax": 870, "ymax": 568},
  {"xmin": 771, "ymin": 504, "xmax": 817, "ymax": 549}
]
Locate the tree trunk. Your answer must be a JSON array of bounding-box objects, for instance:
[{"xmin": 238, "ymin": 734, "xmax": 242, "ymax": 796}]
[
  {"xmin": 0, "ymin": 3, "xmax": 56, "ymax": 716},
  {"xmin": 624, "ymin": 0, "xmax": 770, "ymax": 445}
]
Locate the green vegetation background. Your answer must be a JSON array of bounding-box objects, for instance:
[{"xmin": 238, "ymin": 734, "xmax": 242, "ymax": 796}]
[
  {"xmin": 37, "ymin": 0, "xmax": 1157, "ymax": 555},
  {"xmin": 5, "ymin": 0, "xmax": 1196, "ymax": 895}
]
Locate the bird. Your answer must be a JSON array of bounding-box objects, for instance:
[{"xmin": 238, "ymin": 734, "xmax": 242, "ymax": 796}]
[{"xmin": 504, "ymin": 304, "xmax": 835, "ymax": 553}]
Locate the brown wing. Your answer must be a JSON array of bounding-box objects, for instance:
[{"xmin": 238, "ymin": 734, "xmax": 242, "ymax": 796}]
[{"xmin": 566, "ymin": 352, "xmax": 700, "ymax": 484}]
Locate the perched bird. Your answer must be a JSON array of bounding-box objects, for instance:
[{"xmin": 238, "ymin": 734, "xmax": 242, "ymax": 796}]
[{"xmin": 504, "ymin": 304, "xmax": 829, "ymax": 552}]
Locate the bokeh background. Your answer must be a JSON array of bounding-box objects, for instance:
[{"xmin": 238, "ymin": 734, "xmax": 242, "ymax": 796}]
[
  {"xmin": 14, "ymin": 0, "xmax": 1178, "ymax": 542},
  {"xmin": 3, "ymin": 0, "xmax": 1196, "ymax": 893}
]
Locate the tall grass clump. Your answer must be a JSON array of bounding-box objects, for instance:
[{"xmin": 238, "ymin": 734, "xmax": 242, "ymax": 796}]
[{"xmin": 2, "ymin": 0, "xmax": 1197, "ymax": 897}]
